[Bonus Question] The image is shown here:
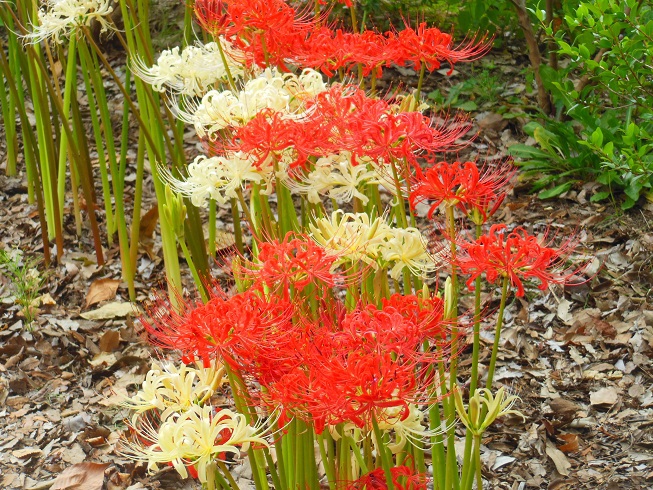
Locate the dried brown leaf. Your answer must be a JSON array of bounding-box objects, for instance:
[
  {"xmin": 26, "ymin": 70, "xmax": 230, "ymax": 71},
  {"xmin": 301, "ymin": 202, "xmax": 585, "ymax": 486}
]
[
  {"xmin": 99, "ymin": 330, "xmax": 121, "ymax": 353},
  {"xmin": 139, "ymin": 206, "xmax": 159, "ymax": 240},
  {"xmin": 546, "ymin": 440, "xmax": 572, "ymax": 476},
  {"xmin": 50, "ymin": 462, "xmax": 109, "ymax": 490},
  {"xmin": 557, "ymin": 433, "xmax": 580, "ymax": 453},
  {"xmin": 85, "ymin": 278, "xmax": 121, "ymax": 309},
  {"xmin": 590, "ymin": 387, "xmax": 620, "ymax": 406},
  {"xmin": 80, "ymin": 302, "xmax": 137, "ymax": 320}
]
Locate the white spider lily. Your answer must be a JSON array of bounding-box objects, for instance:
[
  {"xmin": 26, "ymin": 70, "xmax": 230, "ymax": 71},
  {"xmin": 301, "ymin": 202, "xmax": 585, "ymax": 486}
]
[
  {"xmin": 310, "ymin": 211, "xmax": 434, "ymax": 278},
  {"xmin": 122, "ymin": 405, "xmax": 270, "ymax": 484},
  {"xmin": 381, "ymin": 227, "xmax": 436, "ymax": 280},
  {"xmin": 310, "ymin": 211, "xmax": 393, "ymax": 267},
  {"xmin": 24, "ymin": 0, "xmax": 114, "ymax": 44},
  {"xmin": 132, "ymin": 40, "xmax": 246, "ymax": 96},
  {"xmin": 176, "ymin": 68, "xmax": 326, "ymax": 139},
  {"xmin": 121, "ymin": 361, "xmax": 227, "ymax": 424},
  {"xmin": 285, "ymin": 153, "xmax": 379, "ymax": 205},
  {"xmin": 163, "ymin": 152, "xmax": 274, "ymax": 207},
  {"xmin": 376, "ymin": 404, "xmax": 442, "ymax": 453},
  {"xmin": 454, "ymin": 387, "xmax": 525, "ymax": 436},
  {"xmin": 330, "ymin": 404, "xmax": 441, "ymax": 455}
]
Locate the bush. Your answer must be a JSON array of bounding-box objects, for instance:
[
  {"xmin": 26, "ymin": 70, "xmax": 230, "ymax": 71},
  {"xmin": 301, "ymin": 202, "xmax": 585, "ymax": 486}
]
[{"xmin": 511, "ymin": 0, "xmax": 653, "ymax": 208}]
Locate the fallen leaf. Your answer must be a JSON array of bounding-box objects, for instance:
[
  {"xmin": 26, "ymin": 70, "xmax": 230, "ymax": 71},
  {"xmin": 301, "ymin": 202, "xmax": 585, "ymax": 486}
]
[
  {"xmin": 557, "ymin": 433, "xmax": 580, "ymax": 453},
  {"xmin": 99, "ymin": 330, "xmax": 121, "ymax": 353},
  {"xmin": 139, "ymin": 205, "xmax": 159, "ymax": 240},
  {"xmin": 80, "ymin": 302, "xmax": 137, "ymax": 320},
  {"xmin": 50, "ymin": 462, "xmax": 109, "ymax": 490},
  {"xmin": 557, "ymin": 298, "xmax": 573, "ymax": 325},
  {"xmin": 39, "ymin": 293, "xmax": 57, "ymax": 306},
  {"xmin": 550, "ymin": 397, "xmax": 579, "ymax": 416},
  {"xmin": 12, "ymin": 447, "xmax": 42, "ymax": 459},
  {"xmin": 546, "ymin": 439, "xmax": 572, "ymax": 476},
  {"xmin": 85, "ymin": 278, "xmax": 121, "ymax": 308},
  {"xmin": 590, "ymin": 387, "xmax": 619, "ymax": 406}
]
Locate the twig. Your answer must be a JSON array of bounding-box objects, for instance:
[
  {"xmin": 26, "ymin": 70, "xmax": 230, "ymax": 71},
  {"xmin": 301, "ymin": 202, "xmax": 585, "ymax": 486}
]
[
  {"xmin": 509, "ymin": 0, "xmax": 553, "ymax": 115},
  {"xmin": 574, "ymin": 48, "xmax": 608, "ymax": 94}
]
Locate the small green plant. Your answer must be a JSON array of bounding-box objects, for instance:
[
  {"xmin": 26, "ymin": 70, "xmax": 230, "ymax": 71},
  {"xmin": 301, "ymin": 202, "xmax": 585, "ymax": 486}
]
[
  {"xmin": 0, "ymin": 249, "xmax": 46, "ymax": 325},
  {"xmin": 428, "ymin": 69, "xmax": 504, "ymax": 111}
]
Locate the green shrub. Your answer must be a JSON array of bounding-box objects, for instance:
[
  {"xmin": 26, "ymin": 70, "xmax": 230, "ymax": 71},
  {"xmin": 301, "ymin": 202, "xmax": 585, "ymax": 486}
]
[{"xmin": 512, "ymin": 0, "xmax": 653, "ymax": 208}]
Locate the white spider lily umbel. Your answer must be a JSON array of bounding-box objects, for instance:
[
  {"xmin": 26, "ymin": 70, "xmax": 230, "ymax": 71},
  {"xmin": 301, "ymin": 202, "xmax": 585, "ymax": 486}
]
[
  {"xmin": 24, "ymin": 0, "xmax": 114, "ymax": 44},
  {"xmin": 163, "ymin": 152, "xmax": 274, "ymax": 207},
  {"xmin": 175, "ymin": 68, "xmax": 327, "ymax": 139},
  {"xmin": 121, "ymin": 405, "xmax": 271, "ymax": 484},
  {"xmin": 121, "ymin": 361, "xmax": 227, "ymax": 424},
  {"xmin": 132, "ymin": 40, "xmax": 246, "ymax": 97}
]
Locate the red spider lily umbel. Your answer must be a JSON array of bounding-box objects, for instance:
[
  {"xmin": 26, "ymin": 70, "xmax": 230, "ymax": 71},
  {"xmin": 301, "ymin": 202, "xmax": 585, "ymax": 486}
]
[
  {"xmin": 409, "ymin": 160, "xmax": 515, "ymax": 222},
  {"xmin": 390, "ymin": 23, "xmax": 491, "ymax": 73},
  {"xmin": 235, "ymin": 232, "xmax": 339, "ymax": 299},
  {"xmin": 347, "ymin": 466, "xmax": 428, "ymax": 490},
  {"xmin": 457, "ymin": 224, "xmax": 581, "ymax": 297},
  {"xmin": 193, "ymin": 0, "xmax": 230, "ymax": 37},
  {"xmin": 140, "ymin": 289, "xmax": 293, "ymax": 368}
]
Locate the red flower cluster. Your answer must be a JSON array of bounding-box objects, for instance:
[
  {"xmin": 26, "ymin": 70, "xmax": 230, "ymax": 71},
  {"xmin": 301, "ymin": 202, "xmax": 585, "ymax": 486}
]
[
  {"xmin": 235, "ymin": 232, "xmax": 338, "ymax": 299},
  {"xmin": 218, "ymin": 85, "xmax": 471, "ymax": 170},
  {"xmin": 348, "ymin": 466, "xmax": 428, "ymax": 490},
  {"xmin": 193, "ymin": 0, "xmax": 489, "ymax": 76},
  {"xmin": 409, "ymin": 160, "xmax": 515, "ymax": 222},
  {"xmin": 457, "ymin": 224, "xmax": 579, "ymax": 297},
  {"xmin": 258, "ymin": 293, "xmax": 447, "ymax": 431},
  {"xmin": 141, "ymin": 235, "xmax": 450, "ymax": 431}
]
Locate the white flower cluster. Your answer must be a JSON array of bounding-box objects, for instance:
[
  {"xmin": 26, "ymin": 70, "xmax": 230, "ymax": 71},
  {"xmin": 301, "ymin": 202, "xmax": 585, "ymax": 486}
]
[
  {"xmin": 133, "ymin": 40, "xmax": 246, "ymax": 97},
  {"xmin": 310, "ymin": 211, "xmax": 436, "ymax": 279},
  {"xmin": 120, "ymin": 360, "xmax": 270, "ymax": 484},
  {"xmin": 333, "ymin": 404, "xmax": 439, "ymax": 454},
  {"xmin": 178, "ymin": 68, "xmax": 327, "ymax": 139},
  {"xmin": 164, "ymin": 152, "xmax": 276, "ymax": 207},
  {"xmin": 25, "ymin": 0, "xmax": 114, "ymax": 44},
  {"xmin": 121, "ymin": 361, "xmax": 226, "ymax": 423},
  {"xmin": 285, "ymin": 153, "xmax": 382, "ymax": 205},
  {"xmin": 122, "ymin": 404, "xmax": 270, "ymax": 483}
]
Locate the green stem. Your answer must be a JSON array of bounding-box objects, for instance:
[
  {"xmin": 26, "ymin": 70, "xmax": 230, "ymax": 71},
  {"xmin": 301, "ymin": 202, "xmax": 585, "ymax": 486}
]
[
  {"xmin": 78, "ymin": 40, "xmax": 115, "ymax": 245},
  {"xmin": 486, "ymin": 275, "xmax": 510, "ymax": 389},
  {"xmin": 416, "ymin": 64, "xmax": 426, "ymax": 102},
  {"xmin": 56, "ymin": 36, "xmax": 77, "ymax": 227},
  {"xmin": 371, "ymin": 417, "xmax": 395, "ymax": 490},
  {"xmin": 469, "ymin": 223, "xmax": 484, "ymax": 395},
  {"xmin": 317, "ymin": 432, "xmax": 336, "ymax": 490}
]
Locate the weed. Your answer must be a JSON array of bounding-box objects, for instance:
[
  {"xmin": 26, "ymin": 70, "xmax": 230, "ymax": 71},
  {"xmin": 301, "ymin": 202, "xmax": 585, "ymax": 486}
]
[{"xmin": 0, "ymin": 249, "xmax": 46, "ymax": 326}]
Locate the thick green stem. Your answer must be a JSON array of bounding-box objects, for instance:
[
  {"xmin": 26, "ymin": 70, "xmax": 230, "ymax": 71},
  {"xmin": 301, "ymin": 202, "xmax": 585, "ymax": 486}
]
[
  {"xmin": 56, "ymin": 36, "xmax": 77, "ymax": 227},
  {"xmin": 371, "ymin": 417, "xmax": 395, "ymax": 490}
]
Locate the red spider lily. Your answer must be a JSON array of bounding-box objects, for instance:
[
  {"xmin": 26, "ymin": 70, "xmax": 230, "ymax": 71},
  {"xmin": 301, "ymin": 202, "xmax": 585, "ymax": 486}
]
[
  {"xmin": 347, "ymin": 466, "xmax": 428, "ymax": 490},
  {"xmin": 409, "ymin": 161, "xmax": 465, "ymax": 218},
  {"xmin": 225, "ymin": 110, "xmax": 330, "ymax": 169},
  {"xmin": 409, "ymin": 160, "xmax": 514, "ymax": 221},
  {"xmin": 193, "ymin": 0, "xmax": 230, "ymax": 37},
  {"xmin": 235, "ymin": 232, "xmax": 339, "ymax": 299},
  {"xmin": 390, "ymin": 23, "xmax": 491, "ymax": 73},
  {"xmin": 380, "ymin": 293, "xmax": 447, "ymax": 339},
  {"xmin": 207, "ymin": 85, "xmax": 469, "ymax": 168},
  {"xmin": 245, "ymin": 296, "xmax": 451, "ymax": 429},
  {"xmin": 458, "ymin": 159, "xmax": 516, "ymax": 224},
  {"xmin": 457, "ymin": 224, "xmax": 581, "ymax": 297},
  {"xmin": 291, "ymin": 27, "xmax": 392, "ymax": 77},
  {"xmin": 140, "ymin": 289, "xmax": 293, "ymax": 368}
]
